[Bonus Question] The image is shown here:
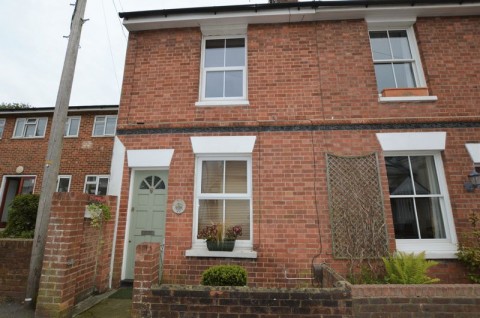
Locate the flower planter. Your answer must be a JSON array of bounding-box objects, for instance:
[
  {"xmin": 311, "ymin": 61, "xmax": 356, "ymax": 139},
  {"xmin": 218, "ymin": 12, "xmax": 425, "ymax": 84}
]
[
  {"xmin": 206, "ymin": 240, "xmax": 236, "ymax": 252},
  {"xmin": 381, "ymin": 87, "xmax": 429, "ymax": 97}
]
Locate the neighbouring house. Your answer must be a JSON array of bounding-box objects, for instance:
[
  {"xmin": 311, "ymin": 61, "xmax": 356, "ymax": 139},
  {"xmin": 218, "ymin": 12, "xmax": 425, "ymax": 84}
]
[
  {"xmin": 0, "ymin": 105, "xmax": 118, "ymax": 227},
  {"xmin": 110, "ymin": 0, "xmax": 480, "ymax": 287}
]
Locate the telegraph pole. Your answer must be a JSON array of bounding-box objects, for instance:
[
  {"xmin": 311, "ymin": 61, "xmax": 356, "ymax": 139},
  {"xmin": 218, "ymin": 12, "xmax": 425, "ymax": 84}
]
[{"xmin": 25, "ymin": 0, "xmax": 88, "ymax": 307}]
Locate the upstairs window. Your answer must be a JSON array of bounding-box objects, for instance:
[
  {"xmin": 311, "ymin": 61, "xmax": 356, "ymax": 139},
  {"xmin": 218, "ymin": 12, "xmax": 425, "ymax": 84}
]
[
  {"xmin": 0, "ymin": 119, "xmax": 5, "ymax": 138},
  {"xmin": 369, "ymin": 27, "xmax": 426, "ymax": 94},
  {"xmin": 64, "ymin": 117, "xmax": 80, "ymax": 137},
  {"xmin": 202, "ymin": 37, "xmax": 246, "ymax": 100},
  {"xmin": 13, "ymin": 118, "xmax": 48, "ymax": 138},
  {"xmin": 84, "ymin": 175, "xmax": 109, "ymax": 195},
  {"xmin": 197, "ymin": 25, "xmax": 248, "ymax": 107},
  {"xmin": 93, "ymin": 115, "xmax": 117, "ymax": 136}
]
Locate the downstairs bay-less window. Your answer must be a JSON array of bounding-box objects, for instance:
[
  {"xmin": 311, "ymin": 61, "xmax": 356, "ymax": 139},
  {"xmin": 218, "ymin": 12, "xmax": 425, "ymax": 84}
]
[
  {"xmin": 195, "ymin": 157, "xmax": 252, "ymax": 248},
  {"xmin": 385, "ymin": 153, "xmax": 457, "ymax": 258}
]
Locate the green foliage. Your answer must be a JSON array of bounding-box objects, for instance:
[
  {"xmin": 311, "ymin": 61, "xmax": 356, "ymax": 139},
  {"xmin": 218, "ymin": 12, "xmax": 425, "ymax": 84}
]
[
  {"xmin": 0, "ymin": 194, "xmax": 39, "ymax": 238},
  {"xmin": 348, "ymin": 264, "xmax": 385, "ymax": 284},
  {"xmin": 87, "ymin": 197, "xmax": 111, "ymax": 228},
  {"xmin": 382, "ymin": 251, "xmax": 440, "ymax": 284},
  {"xmin": 0, "ymin": 102, "xmax": 32, "ymax": 110},
  {"xmin": 201, "ymin": 265, "xmax": 247, "ymax": 286},
  {"xmin": 457, "ymin": 213, "xmax": 480, "ymax": 283}
]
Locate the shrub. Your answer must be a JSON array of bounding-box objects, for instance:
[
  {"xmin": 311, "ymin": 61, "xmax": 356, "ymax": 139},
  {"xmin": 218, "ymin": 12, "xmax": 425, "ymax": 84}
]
[
  {"xmin": 0, "ymin": 194, "xmax": 39, "ymax": 238},
  {"xmin": 382, "ymin": 251, "xmax": 440, "ymax": 284},
  {"xmin": 457, "ymin": 212, "xmax": 480, "ymax": 283},
  {"xmin": 201, "ymin": 265, "xmax": 247, "ymax": 286}
]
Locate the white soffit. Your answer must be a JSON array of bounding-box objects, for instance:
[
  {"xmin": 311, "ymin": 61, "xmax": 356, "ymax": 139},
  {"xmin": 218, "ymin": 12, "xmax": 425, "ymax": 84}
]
[
  {"xmin": 376, "ymin": 132, "xmax": 446, "ymax": 152},
  {"xmin": 466, "ymin": 144, "xmax": 480, "ymax": 164},
  {"xmin": 127, "ymin": 149, "xmax": 174, "ymax": 168},
  {"xmin": 191, "ymin": 136, "xmax": 256, "ymax": 154}
]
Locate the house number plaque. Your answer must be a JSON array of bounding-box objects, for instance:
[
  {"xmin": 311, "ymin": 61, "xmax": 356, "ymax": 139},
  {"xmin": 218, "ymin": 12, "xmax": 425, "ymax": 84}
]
[{"xmin": 172, "ymin": 199, "xmax": 186, "ymax": 214}]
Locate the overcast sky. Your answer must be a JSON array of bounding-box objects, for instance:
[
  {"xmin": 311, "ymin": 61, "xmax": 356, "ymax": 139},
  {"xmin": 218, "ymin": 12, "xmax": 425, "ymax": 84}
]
[{"xmin": 0, "ymin": 0, "xmax": 267, "ymax": 108}]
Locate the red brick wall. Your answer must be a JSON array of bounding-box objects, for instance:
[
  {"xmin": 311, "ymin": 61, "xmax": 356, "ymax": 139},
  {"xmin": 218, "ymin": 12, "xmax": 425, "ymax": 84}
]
[
  {"xmin": 118, "ymin": 18, "xmax": 480, "ymax": 129},
  {"xmin": 0, "ymin": 110, "xmax": 116, "ymax": 195},
  {"xmin": 0, "ymin": 239, "xmax": 32, "ymax": 301},
  {"xmin": 35, "ymin": 193, "xmax": 116, "ymax": 318},
  {"xmin": 115, "ymin": 17, "xmax": 480, "ymax": 287}
]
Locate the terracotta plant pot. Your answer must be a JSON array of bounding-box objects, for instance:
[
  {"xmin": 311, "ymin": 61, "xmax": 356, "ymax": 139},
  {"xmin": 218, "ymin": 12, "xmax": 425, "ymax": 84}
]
[{"xmin": 381, "ymin": 87, "xmax": 429, "ymax": 97}]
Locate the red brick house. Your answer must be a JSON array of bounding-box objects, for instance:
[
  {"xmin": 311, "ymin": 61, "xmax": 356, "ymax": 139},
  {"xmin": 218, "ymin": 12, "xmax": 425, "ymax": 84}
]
[
  {"xmin": 111, "ymin": 1, "xmax": 480, "ymax": 287},
  {"xmin": 0, "ymin": 105, "xmax": 118, "ymax": 227}
]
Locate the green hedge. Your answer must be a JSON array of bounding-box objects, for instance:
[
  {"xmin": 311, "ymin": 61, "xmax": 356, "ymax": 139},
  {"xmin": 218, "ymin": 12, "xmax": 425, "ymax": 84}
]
[{"xmin": 201, "ymin": 265, "xmax": 247, "ymax": 286}]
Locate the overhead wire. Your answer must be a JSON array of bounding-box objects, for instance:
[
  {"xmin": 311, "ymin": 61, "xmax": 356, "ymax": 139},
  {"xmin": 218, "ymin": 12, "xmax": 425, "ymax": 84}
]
[
  {"xmin": 111, "ymin": 0, "xmax": 128, "ymax": 40},
  {"xmin": 101, "ymin": 0, "xmax": 124, "ymax": 96}
]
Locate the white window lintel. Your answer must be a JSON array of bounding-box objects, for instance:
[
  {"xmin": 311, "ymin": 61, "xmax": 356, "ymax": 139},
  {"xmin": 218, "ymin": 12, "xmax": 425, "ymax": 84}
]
[
  {"xmin": 465, "ymin": 143, "xmax": 480, "ymax": 165},
  {"xmin": 201, "ymin": 24, "xmax": 247, "ymax": 36},
  {"xmin": 365, "ymin": 17, "xmax": 416, "ymax": 29},
  {"xmin": 191, "ymin": 136, "xmax": 256, "ymax": 154},
  {"xmin": 377, "ymin": 132, "xmax": 446, "ymax": 152}
]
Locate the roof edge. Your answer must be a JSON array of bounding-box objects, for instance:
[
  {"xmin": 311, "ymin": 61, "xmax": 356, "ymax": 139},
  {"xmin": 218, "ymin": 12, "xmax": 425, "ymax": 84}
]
[
  {"xmin": 0, "ymin": 105, "xmax": 119, "ymax": 115},
  {"xmin": 119, "ymin": 0, "xmax": 478, "ymax": 19}
]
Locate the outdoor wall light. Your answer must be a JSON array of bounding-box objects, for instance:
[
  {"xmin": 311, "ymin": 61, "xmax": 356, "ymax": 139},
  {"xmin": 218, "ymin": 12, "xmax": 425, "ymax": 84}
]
[{"xmin": 464, "ymin": 169, "xmax": 480, "ymax": 192}]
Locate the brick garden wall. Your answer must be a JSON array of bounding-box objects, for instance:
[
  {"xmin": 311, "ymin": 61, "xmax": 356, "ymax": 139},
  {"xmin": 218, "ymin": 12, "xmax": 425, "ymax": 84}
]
[
  {"xmin": 35, "ymin": 193, "xmax": 117, "ymax": 318},
  {"xmin": 0, "ymin": 239, "xmax": 32, "ymax": 301},
  {"xmin": 132, "ymin": 243, "xmax": 480, "ymax": 318},
  {"xmin": 352, "ymin": 285, "xmax": 480, "ymax": 317}
]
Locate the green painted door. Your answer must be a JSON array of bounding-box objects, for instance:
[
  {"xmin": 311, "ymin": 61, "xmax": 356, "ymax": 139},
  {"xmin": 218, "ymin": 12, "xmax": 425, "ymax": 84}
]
[{"xmin": 125, "ymin": 170, "xmax": 168, "ymax": 280}]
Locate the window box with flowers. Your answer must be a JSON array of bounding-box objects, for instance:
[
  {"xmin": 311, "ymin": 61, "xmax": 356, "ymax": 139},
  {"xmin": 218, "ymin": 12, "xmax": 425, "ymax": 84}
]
[
  {"xmin": 197, "ymin": 224, "xmax": 242, "ymax": 252},
  {"xmin": 84, "ymin": 197, "xmax": 111, "ymax": 228}
]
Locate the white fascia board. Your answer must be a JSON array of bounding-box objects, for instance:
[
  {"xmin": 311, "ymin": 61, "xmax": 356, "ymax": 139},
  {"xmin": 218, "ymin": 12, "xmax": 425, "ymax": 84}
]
[
  {"xmin": 122, "ymin": 4, "xmax": 480, "ymax": 32},
  {"xmin": 123, "ymin": 9, "xmax": 306, "ymax": 31},
  {"xmin": 127, "ymin": 149, "xmax": 174, "ymax": 168},
  {"xmin": 191, "ymin": 136, "xmax": 256, "ymax": 154},
  {"xmin": 376, "ymin": 132, "xmax": 446, "ymax": 152},
  {"xmin": 466, "ymin": 144, "xmax": 480, "ymax": 165}
]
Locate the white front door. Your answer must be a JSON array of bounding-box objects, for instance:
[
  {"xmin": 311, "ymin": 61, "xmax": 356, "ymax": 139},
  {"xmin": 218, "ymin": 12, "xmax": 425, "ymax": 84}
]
[{"xmin": 125, "ymin": 170, "xmax": 168, "ymax": 280}]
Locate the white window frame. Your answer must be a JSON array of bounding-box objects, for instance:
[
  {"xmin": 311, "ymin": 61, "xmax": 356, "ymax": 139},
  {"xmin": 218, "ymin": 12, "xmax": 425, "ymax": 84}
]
[
  {"xmin": 56, "ymin": 175, "xmax": 72, "ymax": 192},
  {"xmin": 196, "ymin": 25, "xmax": 249, "ymax": 107},
  {"xmin": 83, "ymin": 175, "xmax": 110, "ymax": 195},
  {"xmin": 187, "ymin": 155, "xmax": 255, "ymax": 258},
  {"xmin": 186, "ymin": 135, "xmax": 257, "ymax": 258},
  {"xmin": 12, "ymin": 117, "xmax": 48, "ymax": 139},
  {"xmin": 0, "ymin": 118, "xmax": 5, "ymax": 139},
  {"xmin": 64, "ymin": 116, "xmax": 81, "ymax": 137},
  {"xmin": 384, "ymin": 151, "xmax": 457, "ymax": 259},
  {"xmin": 367, "ymin": 19, "xmax": 437, "ymax": 102},
  {"xmin": 92, "ymin": 115, "xmax": 117, "ymax": 137}
]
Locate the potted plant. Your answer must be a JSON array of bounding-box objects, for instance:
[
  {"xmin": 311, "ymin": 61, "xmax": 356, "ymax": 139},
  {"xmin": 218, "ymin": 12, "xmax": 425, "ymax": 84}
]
[
  {"xmin": 85, "ymin": 197, "xmax": 111, "ymax": 228},
  {"xmin": 197, "ymin": 223, "xmax": 242, "ymax": 251}
]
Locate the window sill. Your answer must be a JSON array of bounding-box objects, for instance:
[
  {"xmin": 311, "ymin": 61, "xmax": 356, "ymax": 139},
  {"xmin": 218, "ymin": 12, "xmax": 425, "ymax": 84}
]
[
  {"xmin": 396, "ymin": 240, "xmax": 457, "ymax": 259},
  {"xmin": 185, "ymin": 247, "xmax": 257, "ymax": 259},
  {"xmin": 11, "ymin": 136, "xmax": 45, "ymax": 139},
  {"xmin": 195, "ymin": 100, "xmax": 250, "ymax": 107},
  {"xmin": 92, "ymin": 135, "xmax": 116, "ymax": 138},
  {"xmin": 378, "ymin": 95, "xmax": 438, "ymax": 103}
]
